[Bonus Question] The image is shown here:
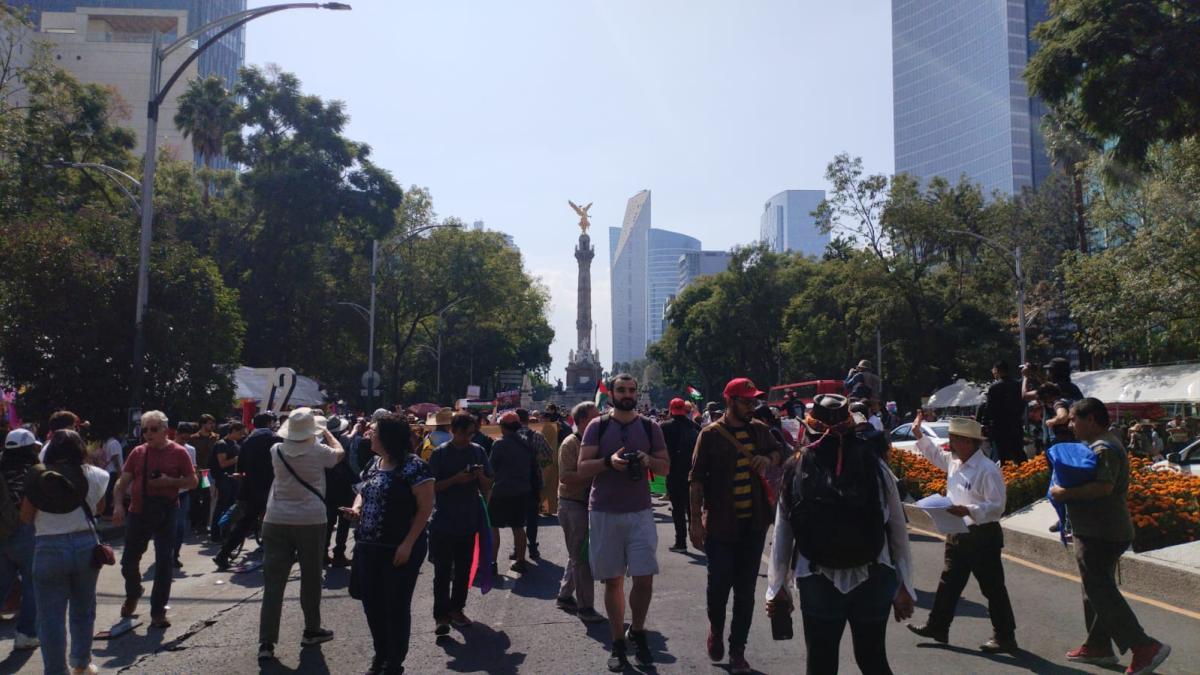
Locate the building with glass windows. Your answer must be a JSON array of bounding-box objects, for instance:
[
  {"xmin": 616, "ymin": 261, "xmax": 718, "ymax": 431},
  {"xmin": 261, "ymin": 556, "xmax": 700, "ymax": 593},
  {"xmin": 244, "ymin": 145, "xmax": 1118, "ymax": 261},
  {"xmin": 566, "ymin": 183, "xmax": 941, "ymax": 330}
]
[
  {"xmin": 609, "ymin": 190, "xmax": 702, "ymax": 364},
  {"xmin": 892, "ymin": 0, "xmax": 1052, "ymax": 196},
  {"xmin": 759, "ymin": 189, "xmax": 827, "ymax": 256}
]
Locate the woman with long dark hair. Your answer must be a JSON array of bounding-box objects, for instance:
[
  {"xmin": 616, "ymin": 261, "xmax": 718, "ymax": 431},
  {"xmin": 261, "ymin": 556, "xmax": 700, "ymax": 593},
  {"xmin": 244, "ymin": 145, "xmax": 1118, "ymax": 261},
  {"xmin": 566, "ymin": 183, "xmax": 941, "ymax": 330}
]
[
  {"xmin": 345, "ymin": 413, "xmax": 434, "ymax": 675},
  {"xmin": 22, "ymin": 429, "xmax": 111, "ymax": 675}
]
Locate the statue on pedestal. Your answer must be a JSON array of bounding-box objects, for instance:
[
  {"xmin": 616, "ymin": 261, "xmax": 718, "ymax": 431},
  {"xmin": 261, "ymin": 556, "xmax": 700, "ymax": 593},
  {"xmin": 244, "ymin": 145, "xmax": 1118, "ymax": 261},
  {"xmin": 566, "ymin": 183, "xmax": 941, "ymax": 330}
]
[{"xmin": 566, "ymin": 200, "xmax": 604, "ymax": 390}]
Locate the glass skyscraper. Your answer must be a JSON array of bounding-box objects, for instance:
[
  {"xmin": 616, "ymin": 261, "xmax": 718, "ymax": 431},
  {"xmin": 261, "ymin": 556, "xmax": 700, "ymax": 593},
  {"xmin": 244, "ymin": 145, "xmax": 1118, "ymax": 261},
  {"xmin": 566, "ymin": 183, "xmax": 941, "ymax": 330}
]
[
  {"xmin": 759, "ymin": 189, "xmax": 827, "ymax": 256},
  {"xmin": 892, "ymin": 0, "xmax": 1051, "ymax": 196},
  {"xmin": 646, "ymin": 228, "xmax": 700, "ymax": 345}
]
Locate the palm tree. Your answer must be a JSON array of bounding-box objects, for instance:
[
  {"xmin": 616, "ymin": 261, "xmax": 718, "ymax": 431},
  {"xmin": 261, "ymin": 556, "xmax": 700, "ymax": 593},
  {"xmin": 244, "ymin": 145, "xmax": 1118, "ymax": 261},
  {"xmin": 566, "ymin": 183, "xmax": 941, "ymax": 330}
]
[{"xmin": 174, "ymin": 75, "xmax": 237, "ymax": 200}]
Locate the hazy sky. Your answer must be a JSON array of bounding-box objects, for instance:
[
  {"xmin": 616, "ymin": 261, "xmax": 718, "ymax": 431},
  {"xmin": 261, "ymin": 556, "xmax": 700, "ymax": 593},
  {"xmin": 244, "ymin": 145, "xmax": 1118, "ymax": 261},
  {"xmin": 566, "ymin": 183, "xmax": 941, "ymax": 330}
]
[{"xmin": 244, "ymin": 0, "xmax": 895, "ymax": 387}]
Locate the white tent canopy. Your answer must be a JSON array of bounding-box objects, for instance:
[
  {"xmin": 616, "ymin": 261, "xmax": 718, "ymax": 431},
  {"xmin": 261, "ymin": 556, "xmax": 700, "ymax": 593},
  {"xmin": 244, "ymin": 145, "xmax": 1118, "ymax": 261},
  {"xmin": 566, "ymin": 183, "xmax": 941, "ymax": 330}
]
[
  {"xmin": 925, "ymin": 364, "xmax": 1200, "ymax": 410},
  {"xmin": 234, "ymin": 367, "xmax": 325, "ymax": 408},
  {"xmin": 926, "ymin": 379, "xmax": 987, "ymax": 409}
]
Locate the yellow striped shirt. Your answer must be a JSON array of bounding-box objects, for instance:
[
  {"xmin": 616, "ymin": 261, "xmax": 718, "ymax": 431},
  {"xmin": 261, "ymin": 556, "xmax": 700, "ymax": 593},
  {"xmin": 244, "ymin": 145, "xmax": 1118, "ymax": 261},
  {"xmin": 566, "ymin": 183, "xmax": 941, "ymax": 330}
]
[{"xmin": 732, "ymin": 428, "xmax": 755, "ymax": 519}]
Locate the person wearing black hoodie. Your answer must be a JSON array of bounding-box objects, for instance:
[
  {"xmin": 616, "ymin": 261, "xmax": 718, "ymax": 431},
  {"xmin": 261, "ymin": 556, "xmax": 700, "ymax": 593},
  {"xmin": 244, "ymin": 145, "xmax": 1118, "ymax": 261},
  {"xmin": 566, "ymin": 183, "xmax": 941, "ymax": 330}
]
[{"xmin": 660, "ymin": 398, "xmax": 699, "ymax": 553}]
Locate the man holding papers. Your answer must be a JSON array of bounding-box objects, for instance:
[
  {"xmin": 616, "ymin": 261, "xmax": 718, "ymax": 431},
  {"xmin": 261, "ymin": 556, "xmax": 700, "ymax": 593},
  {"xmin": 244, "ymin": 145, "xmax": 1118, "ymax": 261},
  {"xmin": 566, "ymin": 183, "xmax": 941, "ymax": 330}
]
[{"xmin": 906, "ymin": 414, "xmax": 1018, "ymax": 654}]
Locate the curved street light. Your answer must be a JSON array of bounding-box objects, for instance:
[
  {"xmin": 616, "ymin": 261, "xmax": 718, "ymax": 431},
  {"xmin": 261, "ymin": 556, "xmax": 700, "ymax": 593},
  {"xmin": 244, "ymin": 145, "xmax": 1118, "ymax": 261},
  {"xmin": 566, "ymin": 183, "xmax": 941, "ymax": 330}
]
[
  {"xmin": 128, "ymin": 2, "xmax": 351, "ymax": 432},
  {"xmin": 47, "ymin": 160, "xmax": 142, "ymax": 215}
]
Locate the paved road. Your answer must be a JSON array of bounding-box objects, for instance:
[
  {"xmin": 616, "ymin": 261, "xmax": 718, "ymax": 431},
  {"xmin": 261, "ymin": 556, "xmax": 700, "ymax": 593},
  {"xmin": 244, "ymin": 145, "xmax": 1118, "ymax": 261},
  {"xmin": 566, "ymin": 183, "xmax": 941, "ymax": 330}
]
[{"xmin": 3, "ymin": 502, "xmax": 1195, "ymax": 674}]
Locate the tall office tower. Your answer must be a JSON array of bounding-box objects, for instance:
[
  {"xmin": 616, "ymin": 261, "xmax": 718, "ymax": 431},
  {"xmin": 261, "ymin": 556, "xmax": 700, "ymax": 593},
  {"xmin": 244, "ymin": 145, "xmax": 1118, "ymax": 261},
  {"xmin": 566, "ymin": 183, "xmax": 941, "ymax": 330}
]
[
  {"xmin": 892, "ymin": 0, "xmax": 1052, "ymax": 196},
  {"xmin": 677, "ymin": 250, "xmax": 733, "ymax": 295},
  {"xmin": 609, "ymin": 190, "xmax": 702, "ymax": 363},
  {"xmin": 16, "ymin": 1, "xmax": 246, "ymax": 164},
  {"xmin": 759, "ymin": 189, "xmax": 828, "ymax": 256},
  {"xmin": 610, "ymin": 190, "xmax": 651, "ymax": 365}
]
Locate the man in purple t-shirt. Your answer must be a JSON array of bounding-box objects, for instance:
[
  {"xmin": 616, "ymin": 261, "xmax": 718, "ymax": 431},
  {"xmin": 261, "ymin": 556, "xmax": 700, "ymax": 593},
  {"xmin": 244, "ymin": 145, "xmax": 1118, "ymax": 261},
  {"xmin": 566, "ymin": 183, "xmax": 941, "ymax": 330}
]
[{"xmin": 577, "ymin": 373, "xmax": 669, "ymax": 672}]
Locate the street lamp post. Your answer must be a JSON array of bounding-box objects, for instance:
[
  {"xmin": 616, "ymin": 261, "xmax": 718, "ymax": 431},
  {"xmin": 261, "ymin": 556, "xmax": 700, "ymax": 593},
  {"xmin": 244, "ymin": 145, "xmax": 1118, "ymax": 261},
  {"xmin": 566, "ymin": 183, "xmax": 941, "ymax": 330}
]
[
  {"xmin": 48, "ymin": 161, "xmax": 142, "ymax": 215},
  {"xmin": 947, "ymin": 230, "xmax": 1027, "ymax": 367},
  {"xmin": 128, "ymin": 3, "xmax": 351, "ymax": 430}
]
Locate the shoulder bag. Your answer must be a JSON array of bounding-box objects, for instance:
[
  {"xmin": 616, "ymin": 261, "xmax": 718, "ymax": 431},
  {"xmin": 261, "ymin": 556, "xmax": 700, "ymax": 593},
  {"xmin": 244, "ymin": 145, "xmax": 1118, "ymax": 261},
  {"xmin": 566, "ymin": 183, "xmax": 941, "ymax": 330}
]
[
  {"xmin": 80, "ymin": 496, "xmax": 116, "ymax": 569},
  {"xmin": 275, "ymin": 446, "xmax": 326, "ymax": 505}
]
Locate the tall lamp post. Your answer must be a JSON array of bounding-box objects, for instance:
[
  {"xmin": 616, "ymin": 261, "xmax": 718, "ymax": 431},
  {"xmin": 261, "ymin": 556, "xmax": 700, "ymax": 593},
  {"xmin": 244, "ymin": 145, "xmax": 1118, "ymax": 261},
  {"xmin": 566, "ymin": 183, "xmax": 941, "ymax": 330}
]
[
  {"xmin": 348, "ymin": 222, "xmax": 461, "ymax": 411},
  {"xmin": 48, "ymin": 161, "xmax": 142, "ymax": 215},
  {"xmin": 128, "ymin": 2, "xmax": 351, "ymax": 430},
  {"xmin": 947, "ymin": 230, "xmax": 1027, "ymax": 367}
]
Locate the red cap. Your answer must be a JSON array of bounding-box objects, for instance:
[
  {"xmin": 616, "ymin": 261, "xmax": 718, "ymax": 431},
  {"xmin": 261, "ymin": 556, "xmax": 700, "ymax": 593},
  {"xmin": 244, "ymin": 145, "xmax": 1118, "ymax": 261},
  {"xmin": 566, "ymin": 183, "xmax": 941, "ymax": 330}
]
[
  {"xmin": 498, "ymin": 411, "xmax": 520, "ymax": 426},
  {"xmin": 668, "ymin": 398, "xmax": 687, "ymax": 415},
  {"xmin": 723, "ymin": 377, "xmax": 765, "ymax": 399}
]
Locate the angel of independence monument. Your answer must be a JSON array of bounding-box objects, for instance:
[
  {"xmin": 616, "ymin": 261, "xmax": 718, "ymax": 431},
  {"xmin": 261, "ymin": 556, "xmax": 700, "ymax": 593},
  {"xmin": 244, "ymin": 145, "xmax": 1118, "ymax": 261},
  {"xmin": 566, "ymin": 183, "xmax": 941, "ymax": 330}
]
[{"xmin": 565, "ymin": 201, "xmax": 604, "ymax": 390}]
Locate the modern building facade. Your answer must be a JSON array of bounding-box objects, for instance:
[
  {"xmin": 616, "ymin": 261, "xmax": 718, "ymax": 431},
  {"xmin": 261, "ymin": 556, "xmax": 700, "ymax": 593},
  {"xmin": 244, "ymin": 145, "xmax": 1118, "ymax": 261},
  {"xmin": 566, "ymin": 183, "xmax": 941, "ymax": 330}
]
[
  {"xmin": 677, "ymin": 250, "xmax": 732, "ymax": 295},
  {"xmin": 759, "ymin": 189, "xmax": 828, "ymax": 256},
  {"xmin": 16, "ymin": 1, "xmax": 245, "ymax": 163},
  {"xmin": 608, "ymin": 190, "xmax": 703, "ymax": 363},
  {"xmin": 892, "ymin": 0, "xmax": 1052, "ymax": 196}
]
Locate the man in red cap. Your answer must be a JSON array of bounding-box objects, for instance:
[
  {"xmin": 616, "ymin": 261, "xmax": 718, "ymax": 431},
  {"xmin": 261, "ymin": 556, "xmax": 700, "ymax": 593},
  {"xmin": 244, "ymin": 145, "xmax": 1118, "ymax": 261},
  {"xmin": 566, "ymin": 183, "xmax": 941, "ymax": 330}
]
[
  {"xmin": 689, "ymin": 377, "xmax": 784, "ymax": 674},
  {"xmin": 661, "ymin": 397, "xmax": 700, "ymax": 552}
]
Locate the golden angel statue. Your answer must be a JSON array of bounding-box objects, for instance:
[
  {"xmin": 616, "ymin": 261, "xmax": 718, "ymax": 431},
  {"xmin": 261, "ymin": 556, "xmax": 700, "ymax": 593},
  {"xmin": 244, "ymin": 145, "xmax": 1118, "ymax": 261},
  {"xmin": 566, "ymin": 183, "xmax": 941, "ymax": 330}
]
[{"xmin": 569, "ymin": 200, "xmax": 593, "ymax": 233}]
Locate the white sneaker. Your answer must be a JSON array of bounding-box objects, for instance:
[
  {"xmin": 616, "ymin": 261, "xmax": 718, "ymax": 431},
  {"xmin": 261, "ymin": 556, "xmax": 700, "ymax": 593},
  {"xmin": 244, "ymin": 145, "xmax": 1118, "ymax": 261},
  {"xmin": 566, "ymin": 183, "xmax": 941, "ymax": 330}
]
[
  {"xmin": 70, "ymin": 664, "xmax": 98, "ymax": 675},
  {"xmin": 14, "ymin": 632, "xmax": 39, "ymax": 650}
]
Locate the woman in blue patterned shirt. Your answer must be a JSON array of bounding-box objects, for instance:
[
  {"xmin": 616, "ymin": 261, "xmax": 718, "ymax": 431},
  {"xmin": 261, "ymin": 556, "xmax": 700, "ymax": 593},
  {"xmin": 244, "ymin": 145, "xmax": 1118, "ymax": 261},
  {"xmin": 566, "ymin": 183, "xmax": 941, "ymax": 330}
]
[{"xmin": 345, "ymin": 413, "xmax": 434, "ymax": 675}]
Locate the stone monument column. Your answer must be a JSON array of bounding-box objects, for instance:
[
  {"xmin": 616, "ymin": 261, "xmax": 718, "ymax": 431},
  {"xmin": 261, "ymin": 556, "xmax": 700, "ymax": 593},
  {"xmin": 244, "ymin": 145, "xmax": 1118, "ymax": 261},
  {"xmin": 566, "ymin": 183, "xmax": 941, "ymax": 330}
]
[{"xmin": 566, "ymin": 201, "xmax": 604, "ymax": 389}]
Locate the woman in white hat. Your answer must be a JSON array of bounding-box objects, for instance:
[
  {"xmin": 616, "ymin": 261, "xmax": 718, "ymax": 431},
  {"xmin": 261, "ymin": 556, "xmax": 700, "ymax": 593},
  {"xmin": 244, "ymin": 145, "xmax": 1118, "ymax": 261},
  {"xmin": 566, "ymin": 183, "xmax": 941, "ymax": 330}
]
[{"xmin": 256, "ymin": 408, "xmax": 345, "ymax": 662}]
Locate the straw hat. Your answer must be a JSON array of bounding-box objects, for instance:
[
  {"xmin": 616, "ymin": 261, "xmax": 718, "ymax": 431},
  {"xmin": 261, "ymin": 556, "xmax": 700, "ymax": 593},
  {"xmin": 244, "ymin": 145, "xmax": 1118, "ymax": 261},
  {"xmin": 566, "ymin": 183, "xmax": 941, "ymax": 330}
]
[
  {"xmin": 277, "ymin": 407, "xmax": 327, "ymax": 442},
  {"xmin": 426, "ymin": 408, "xmax": 453, "ymax": 426},
  {"xmin": 947, "ymin": 417, "xmax": 985, "ymax": 440}
]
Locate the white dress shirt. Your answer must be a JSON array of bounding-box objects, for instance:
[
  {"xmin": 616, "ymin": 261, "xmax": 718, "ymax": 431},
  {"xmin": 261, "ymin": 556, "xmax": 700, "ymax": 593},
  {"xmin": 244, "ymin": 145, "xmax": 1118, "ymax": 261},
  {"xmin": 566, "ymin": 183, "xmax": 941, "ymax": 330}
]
[
  {"xmin": 765, "ymin": 459, "xmax": 916, "ymax": 602},
  {"xmin": 914, "ymin": 435, "xmax": 1006, "ymax": 525}
]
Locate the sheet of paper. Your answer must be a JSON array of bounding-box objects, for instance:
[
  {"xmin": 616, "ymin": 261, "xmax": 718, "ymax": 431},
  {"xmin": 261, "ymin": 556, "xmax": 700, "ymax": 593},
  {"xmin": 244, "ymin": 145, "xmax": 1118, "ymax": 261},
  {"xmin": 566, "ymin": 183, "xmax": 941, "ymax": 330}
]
[{"xmin": 914, "ymin": 494, "xmax": 969, "ymax": 534}]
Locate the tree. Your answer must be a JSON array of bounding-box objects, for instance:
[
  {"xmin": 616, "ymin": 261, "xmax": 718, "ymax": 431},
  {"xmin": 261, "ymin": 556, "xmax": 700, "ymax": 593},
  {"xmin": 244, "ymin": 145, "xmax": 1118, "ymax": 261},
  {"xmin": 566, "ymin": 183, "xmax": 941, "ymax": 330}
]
[
  {"xmin": 1026, "ymin": 0, "xmax": 1200, "ymax": 166},
  {"xmin": 173, "ymin": 75, "xmax": 237, "ymax": 199}
]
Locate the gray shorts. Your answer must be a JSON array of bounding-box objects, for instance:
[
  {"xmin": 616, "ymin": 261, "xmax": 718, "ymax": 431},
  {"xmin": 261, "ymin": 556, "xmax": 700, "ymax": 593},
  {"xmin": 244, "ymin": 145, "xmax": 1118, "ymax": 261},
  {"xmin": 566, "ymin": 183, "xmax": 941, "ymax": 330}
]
[{"xmin": 588, "ymin": 508, "xmax": 658, "ymax": 580}]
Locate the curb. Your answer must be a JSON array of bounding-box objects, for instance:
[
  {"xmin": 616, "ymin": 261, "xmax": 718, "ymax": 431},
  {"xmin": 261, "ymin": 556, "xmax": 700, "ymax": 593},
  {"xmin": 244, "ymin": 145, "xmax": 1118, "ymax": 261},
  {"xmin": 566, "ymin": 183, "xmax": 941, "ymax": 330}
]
[{"xmin": 902, "ymin": 504, "xmax": 1200, "ymax": 615}]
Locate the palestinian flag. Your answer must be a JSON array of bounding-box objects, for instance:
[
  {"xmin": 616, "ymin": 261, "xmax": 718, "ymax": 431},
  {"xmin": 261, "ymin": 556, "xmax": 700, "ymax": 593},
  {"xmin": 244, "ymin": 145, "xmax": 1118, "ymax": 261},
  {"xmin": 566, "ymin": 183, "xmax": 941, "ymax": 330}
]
[
  {"xmin": 468, "ymin": 495, "xmax": 494, "ymax": 594},
  {"xmin": 686, "ymin": 385, "xmax": 703, "ymax": 401},
  {"xmin": 595, "ymin": 379, "xmax": 611, "ymax": 410}
]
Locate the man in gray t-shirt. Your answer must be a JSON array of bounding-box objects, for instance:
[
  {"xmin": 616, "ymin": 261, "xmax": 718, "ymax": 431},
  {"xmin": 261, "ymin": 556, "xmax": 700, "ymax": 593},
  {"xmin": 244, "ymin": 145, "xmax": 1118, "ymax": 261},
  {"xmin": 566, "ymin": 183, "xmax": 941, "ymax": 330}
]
[{"xmin": 577, "ymin": 374, "xmax": 669, "ymax": 671}]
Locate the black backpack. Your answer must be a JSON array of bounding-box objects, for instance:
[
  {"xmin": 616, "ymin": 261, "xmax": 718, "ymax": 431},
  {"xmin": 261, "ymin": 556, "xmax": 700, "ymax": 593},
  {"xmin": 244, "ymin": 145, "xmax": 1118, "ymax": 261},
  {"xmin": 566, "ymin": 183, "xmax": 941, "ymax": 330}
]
[
  {"xmin": 784, "ymin": 432, "xmax": 885, "ymax": 569},
  {"xmin": 0, "ymin": 475, "xmax": 18, "ymax": 541},
  {"xmin": 595, "ymin": 413, "xmax": 654, "ymax": 449}
]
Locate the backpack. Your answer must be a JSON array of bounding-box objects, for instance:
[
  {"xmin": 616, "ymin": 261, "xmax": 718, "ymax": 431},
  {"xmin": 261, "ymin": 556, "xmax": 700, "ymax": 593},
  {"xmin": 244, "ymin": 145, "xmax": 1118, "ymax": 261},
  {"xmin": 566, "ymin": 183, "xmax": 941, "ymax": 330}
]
[
  {"xmin": 0, "ymin": 476, "xmax": 18, "ymax": 541},
  {"xmin": 784, "ymin": 432, "xmax": 885, "ymax": 569},
  {"xmin": 595, "ymin": 413, "xmax": 655, "ymax": 452}
]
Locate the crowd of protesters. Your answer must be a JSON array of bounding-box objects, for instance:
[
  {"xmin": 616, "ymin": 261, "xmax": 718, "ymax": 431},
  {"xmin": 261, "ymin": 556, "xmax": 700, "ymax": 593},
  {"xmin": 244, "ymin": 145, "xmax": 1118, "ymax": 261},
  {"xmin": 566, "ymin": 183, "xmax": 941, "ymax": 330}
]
[{"xmin": 0, "ymin": 358, "xmax": 1180, "ymax": 675}]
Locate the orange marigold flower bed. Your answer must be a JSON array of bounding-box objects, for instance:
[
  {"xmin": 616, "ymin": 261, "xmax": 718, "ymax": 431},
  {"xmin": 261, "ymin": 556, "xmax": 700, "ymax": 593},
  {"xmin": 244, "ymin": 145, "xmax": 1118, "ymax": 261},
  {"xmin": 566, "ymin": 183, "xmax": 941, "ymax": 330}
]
[{"xmin": 887, "ymin": 447, "xmax": 1200, "ymax": 552}]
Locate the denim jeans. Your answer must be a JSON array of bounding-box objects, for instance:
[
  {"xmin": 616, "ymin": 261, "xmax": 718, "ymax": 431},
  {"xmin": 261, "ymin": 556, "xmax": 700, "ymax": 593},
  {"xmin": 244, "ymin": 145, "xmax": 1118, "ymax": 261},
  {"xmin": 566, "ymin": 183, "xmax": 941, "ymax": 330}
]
[
  {"xmin": 0, "ymin": 523, "xmax": 37, "ymax": 636},
  {"xmin": 121, "ymin": 505, "xmax": 178, "ymax": 615},
  {"xmin": 33, "ymin": 531, "xmax": 99, "ymax": 675},
  {"xmin": 797, "ymin": 564, "xmax": 898, "ymax": 675},
  {"xmin": 704, "ymin": 524, "xmax": 767, "ymax": 651}
]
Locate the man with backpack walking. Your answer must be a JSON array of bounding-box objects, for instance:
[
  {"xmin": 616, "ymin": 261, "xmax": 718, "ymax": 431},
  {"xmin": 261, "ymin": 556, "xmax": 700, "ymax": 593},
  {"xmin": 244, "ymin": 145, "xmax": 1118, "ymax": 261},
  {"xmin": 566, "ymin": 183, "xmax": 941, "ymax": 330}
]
[
  {"xmin": 688, "ymin": 379, "xmax": 784, "ymax": 674},
  {"xmin": 907, "ymin": 412, "xmax": 1018, "ymax": 654},
  {"xmin": 661, "ymin": 398, "xmax": 699, "ymax": 553},
  {"xmin": 765, "ymin": 393, "xmax": 915, "ymax": 675},
  {"xmin": 577, "ymin": 373, "xmax": 670, "ymax": 671}
]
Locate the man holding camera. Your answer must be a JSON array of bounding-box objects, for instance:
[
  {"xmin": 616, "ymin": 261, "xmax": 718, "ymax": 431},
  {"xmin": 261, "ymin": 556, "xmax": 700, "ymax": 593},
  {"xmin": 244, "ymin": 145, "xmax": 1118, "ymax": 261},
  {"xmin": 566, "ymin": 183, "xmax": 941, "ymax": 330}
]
[{"xmin": 577, "ymin": 373, "xmax": 670, "ymax": 671}]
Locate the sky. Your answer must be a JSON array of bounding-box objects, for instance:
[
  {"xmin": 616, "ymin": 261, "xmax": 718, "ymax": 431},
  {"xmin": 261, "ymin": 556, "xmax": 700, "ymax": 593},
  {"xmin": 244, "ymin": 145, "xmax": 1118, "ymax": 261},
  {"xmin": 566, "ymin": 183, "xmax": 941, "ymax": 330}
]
[{"xmin": 244, "ymin": 0, "xmax": 895, "ymax": 389}]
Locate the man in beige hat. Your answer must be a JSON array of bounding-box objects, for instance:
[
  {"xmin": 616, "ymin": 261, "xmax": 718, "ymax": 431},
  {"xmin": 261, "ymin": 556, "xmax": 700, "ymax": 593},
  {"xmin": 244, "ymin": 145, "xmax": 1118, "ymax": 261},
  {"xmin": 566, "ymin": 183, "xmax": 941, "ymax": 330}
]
[{"xmin": 907, "ymin": 413, "xmax": 1017, "ymax": 654}]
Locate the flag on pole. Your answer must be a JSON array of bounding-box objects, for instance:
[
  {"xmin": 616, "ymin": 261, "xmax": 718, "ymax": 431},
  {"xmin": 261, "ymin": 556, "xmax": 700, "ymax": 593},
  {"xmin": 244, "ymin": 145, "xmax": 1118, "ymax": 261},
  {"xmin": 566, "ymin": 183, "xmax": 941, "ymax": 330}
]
[
  {"xmin": 595, "ymin": 379, "xmax": 611, "ymax": 410},
  {"xmin": 468, "ymin": 496, "xmax": 494, "ymax": 594},
  {"xmin": 686, "ymin": 385, "xmax": 703, "ymax": 401}
]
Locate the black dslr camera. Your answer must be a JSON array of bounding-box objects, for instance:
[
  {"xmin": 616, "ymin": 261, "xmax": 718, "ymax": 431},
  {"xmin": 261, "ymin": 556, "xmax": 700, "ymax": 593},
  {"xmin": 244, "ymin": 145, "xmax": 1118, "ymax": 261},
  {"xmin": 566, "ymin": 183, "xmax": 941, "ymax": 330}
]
[{"xmin": 621, "ymin": 451, "xmax": 643, "ymax": 481}]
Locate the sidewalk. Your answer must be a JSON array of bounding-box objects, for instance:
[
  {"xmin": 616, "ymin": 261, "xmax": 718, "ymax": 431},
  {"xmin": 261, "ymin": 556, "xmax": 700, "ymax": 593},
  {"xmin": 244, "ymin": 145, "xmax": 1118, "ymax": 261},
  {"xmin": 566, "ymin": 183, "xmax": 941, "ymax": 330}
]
[{"xmin": 904, "ymin": 499, "xmax": 1200, "ymax": 614}]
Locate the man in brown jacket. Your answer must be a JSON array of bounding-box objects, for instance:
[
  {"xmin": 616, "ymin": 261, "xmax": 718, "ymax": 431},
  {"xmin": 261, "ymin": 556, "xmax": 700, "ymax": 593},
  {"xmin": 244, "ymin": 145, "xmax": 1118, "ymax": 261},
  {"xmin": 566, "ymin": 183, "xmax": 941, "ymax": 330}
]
[{"xmin": 689, "ymin": 378, "xmax": 784, "ymax": 674}]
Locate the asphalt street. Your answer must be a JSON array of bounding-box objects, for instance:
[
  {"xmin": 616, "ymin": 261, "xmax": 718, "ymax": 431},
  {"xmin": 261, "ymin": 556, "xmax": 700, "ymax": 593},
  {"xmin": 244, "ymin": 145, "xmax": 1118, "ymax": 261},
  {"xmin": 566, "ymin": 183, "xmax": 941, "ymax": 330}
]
[{"xmin": 2, "ymin": 500, "xmax": 1196, "ymax": 674}]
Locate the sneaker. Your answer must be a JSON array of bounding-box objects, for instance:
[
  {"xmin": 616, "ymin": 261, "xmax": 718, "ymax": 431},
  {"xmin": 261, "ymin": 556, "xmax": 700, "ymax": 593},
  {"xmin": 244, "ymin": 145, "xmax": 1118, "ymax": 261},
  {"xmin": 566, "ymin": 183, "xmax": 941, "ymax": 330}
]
[
  {"xmin": 980, "ymin": 637, "xmax": 1019, "ymax": 654},
  {"xmin": 257, "ymin": 642, "xmax": 275, "ymax": 661},
  {"xmin": 13, "ymin": 632, "xmax": 39, "ymax": 650},
  {"xmin": 366, "ymin": 654, "xmax": 387, "ymax": 674},
  {"xmin": 434, "ymin": 616, "xmax": 450, "ymax": 636},
  {"xmin": 577, "ymin": 607, "xmax": 606, "ymax": 624},
  {"xmin": 607, "ymin": 639, "xmax": 629, "ymax": 672},
  {"xmin": 1065, "ymin": 644, "xmax": 1118, "ymax": 665},
  {"xmin": 668, "ymin": 542, "xmax": 687, "ymax": 553},
  {"xmin": 120, "ymin": 593, "xmax": 141, "ymax": 618},
  {"xmin": 625, "ymin": 627, "xmax": 652, "ymax": 666},
  {"xmin": 69, "ymin": 666, "xmax": 98, "ymax": 675},
  {"xmin": 301, "ymin": 627, "xmax": 334, "ymax": 646},
  {"xmin": 449, "ymin": 610, "xmax": 472, "ymax": 628},
  {"xmin": 529, "ymin": 543, "xmax": 541, "ymax": 560},
  {"xmin": 1127, "ymin": 640, "xmax": 1170, "ymax": 675},
  {"xmin": 729, "ymin": 649, "xmax": 751, "ymax": 675},
  {"xmin": 213, "ymin": 556, "xmax": 231, "ymax": 571},
  {"xmin": 150, "ymin": 613, "xmax": 171, "ymax": 629},
  {"xmin": 510, "ymin": 559, "xmax": 530, "ymax": 574},
  {"xmin": 707, "ymin": 626, "xmax": 724, "ymax": 662},
  {"xmin": 556, "ymin": 596, "xmax": 578, "ymax": 612}
]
